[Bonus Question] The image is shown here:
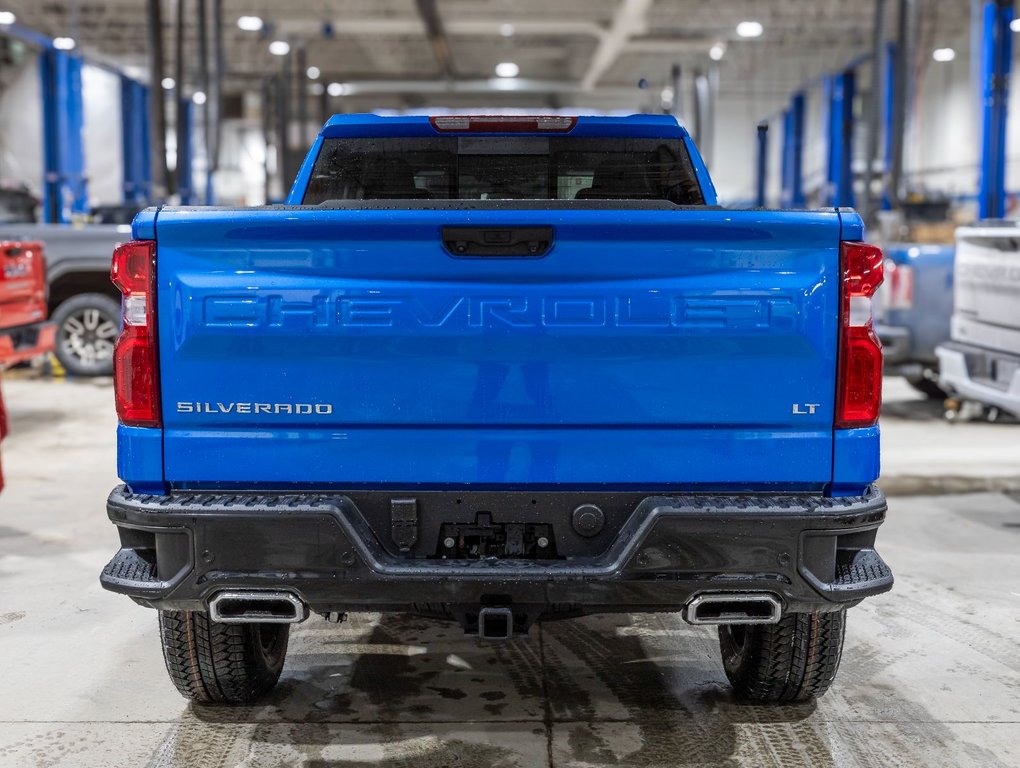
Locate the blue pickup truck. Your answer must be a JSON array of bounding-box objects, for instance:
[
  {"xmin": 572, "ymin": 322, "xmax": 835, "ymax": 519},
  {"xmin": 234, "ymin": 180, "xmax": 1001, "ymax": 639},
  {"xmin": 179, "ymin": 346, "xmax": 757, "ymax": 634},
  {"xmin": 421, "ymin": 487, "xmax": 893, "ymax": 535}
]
[
  {"xmin": 100, "ymin": 114, "xmax": 892, "ymax": 705},
  {"xmin": 876, "ymin": 243, "xmax": 955, "ymax": 398}
]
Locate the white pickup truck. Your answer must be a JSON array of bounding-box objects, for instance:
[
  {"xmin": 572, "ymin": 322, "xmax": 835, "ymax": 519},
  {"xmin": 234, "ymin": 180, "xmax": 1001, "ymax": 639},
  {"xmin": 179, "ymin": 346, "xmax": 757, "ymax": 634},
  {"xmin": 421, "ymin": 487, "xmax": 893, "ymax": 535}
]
[{"xmin": 937, "ymin": 224, "xmax": 1020, "ymax": 418}]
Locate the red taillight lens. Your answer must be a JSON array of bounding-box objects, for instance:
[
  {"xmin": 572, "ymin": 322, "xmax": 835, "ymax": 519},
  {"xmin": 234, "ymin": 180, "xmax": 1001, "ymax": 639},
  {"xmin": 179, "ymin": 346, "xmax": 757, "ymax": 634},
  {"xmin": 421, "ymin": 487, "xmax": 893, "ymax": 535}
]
[
  {"xmin": 836, "ymin": 242, "xmax": 884, "ymax": 429},
  {"xmin": 111, "ymin": 240, "xmax": 160, "ymax": 427}
]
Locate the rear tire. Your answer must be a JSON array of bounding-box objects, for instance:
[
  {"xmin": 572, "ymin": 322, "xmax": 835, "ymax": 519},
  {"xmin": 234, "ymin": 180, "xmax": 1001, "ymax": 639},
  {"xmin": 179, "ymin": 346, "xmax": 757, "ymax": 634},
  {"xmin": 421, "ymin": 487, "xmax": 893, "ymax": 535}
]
[
  {"xmin": 158, "ymin": 610, "xmax": 289, "ymax": 703},
  {"xmin": 718, "ymin": 610, "xmax": 846, "ymax": 703},
  {"xmin": 51, "ymin": 293, "xmax": 120, "ymax": 377}
]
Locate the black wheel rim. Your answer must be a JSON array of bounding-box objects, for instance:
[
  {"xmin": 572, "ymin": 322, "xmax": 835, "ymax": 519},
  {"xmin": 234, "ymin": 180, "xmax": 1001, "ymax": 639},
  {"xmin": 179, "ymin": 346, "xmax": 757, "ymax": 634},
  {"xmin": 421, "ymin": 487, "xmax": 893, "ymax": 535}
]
[
  {"xmin": 257, "ymin": 624, "xmax": 277, "ymax": 652},
  {"xmin": 723, "ymin": 625, "xmax": 747, "ymax": 649},
  {"xmin": 721, "ymin": 624, "xmax": 751, "ymax": 671},
  {"xmin": 256, "ymin": 623, "xmax": 284, "ymax": 665}
]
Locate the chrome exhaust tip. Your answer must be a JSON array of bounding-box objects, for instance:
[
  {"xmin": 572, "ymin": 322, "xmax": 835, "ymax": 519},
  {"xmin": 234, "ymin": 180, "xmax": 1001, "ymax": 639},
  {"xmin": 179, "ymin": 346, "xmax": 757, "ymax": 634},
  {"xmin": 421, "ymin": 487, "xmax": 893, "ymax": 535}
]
[
  {"xmin": 208, "ymin": 590, "xmax": 308, "ymax": 624},
  {"xmin": 685, "ymin": 593, "xmax": 782, "ymax": 626}
]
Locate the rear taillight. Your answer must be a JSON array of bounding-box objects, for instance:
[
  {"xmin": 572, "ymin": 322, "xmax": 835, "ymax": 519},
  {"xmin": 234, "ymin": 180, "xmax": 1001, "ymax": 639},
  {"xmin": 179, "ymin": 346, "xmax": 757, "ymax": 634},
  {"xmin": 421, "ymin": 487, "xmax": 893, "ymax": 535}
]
[
  {"xmin": 836, "ymin": 241, "xmax": 884, "ymax": 429},
  {"xmin": 881, "ymin": 258, "xmax": 913, "ymax": 310},
  {"xmin": 111, "ymin": 240, "xmax": 160, "ymax": 427}
]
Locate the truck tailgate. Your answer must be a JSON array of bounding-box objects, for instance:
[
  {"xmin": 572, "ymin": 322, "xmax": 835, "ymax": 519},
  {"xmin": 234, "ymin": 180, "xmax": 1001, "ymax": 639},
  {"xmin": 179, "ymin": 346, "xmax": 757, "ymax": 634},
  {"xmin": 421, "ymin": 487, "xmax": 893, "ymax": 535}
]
[
  {"xmin": 0, "ymin": 241, "xmax": 47, "ymax": 328},
  {"xmin": 155, "ymin": 207, "xmax": 842, "ymax": 489},
  {"xmin": 952, "ymin": 226, "xmax": 1020, "ymax": 356}
]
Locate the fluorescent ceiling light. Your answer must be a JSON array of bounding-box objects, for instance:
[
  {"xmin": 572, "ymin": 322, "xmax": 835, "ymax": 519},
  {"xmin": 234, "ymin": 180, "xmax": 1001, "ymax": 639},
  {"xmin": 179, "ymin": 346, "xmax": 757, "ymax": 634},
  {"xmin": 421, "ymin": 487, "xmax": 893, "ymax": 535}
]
[
  {"xmin": 52, "ymin": 37, "xmax": 75, "ymax": 50},
  {"xmin": 0, "ymin": 11, "xmax": 16, "ymax": 25},
  {"xmin": 161, "ymin": 77, "xmax": 175, "ymax": 89},
  {"xmin": 237, "ymin": 16, "xmax": 263, "ymax": 32},
  {"xmin": 268, "ymin": 40, "xmax": 290, "ymax": 56},
  {"xmin": 736, "ymin": 21, "xmax": 763, "ymax": 38},
  {"xmin": 192, "ymin": 91, "xmax": 207, "ymax": 105},
  {"xmin": 709, "ymin": 43, "xmax": 726, "ymax": 61},
  {"xmin": 495, "ymin": 61, "xmax": 519, "ymax": 78},
  {"xmin": 932, "ymin": 47, "xmax": 955, "ymax": 62},
  {"xmin": 306, "ymin": 65, "xmax": 320, "ymax": 79},
  {"xmin": 1012, "ymin": 18, "xmax": 1020, "ymax": 32},
  {"xmin": 499, "ymin": 23, "xmax": 515, "ymax": 37},
  {"xmin": 327, "ymin": 82, "xmax": 349, "ymax": 97}
]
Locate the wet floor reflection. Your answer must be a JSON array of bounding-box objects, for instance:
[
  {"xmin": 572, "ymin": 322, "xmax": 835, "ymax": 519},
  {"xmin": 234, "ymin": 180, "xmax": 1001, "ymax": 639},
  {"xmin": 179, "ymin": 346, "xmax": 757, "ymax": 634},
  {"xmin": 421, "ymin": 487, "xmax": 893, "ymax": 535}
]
[
  {"xmin": 139, "ymin": 593, "xmax": 1020, "ymax": 768},
  {"xmin": 146, "ymin": 612, "xmax": 833, "ymax": 767}
]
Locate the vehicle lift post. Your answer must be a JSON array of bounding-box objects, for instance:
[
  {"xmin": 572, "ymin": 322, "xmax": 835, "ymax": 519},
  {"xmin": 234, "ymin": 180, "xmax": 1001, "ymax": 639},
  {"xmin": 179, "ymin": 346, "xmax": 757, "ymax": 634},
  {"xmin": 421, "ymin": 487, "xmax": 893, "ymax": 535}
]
[
  {"xmin": 781, "ymin": 92, "xmax": 806, "ymax": 208},
  {"xmin": 755, "ymin": 121, "xmax": 769, "ymax": 208},
  {"xmin": 978, "ymin": 0, "xmax": 1014, "ymax": 220}
]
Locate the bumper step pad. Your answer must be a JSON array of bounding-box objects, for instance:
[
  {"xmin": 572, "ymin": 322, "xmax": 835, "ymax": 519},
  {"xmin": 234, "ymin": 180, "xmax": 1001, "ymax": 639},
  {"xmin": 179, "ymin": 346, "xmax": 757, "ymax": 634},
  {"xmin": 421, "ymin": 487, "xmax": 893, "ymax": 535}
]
[
  {"xmin": 833, "ymin": 548, "xmax": 893, "ymax": 588},
  {"xmin": 102, "ymin": 548, "xmax": 158, "ymax": 584}
]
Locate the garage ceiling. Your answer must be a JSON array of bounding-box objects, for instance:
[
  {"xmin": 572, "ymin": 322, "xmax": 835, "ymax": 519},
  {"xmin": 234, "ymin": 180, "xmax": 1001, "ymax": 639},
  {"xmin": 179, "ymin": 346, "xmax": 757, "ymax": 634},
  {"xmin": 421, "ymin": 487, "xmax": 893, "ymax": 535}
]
[{"xmin": 1, "ymin": 0, "xmax": 976, "ymax": 110}]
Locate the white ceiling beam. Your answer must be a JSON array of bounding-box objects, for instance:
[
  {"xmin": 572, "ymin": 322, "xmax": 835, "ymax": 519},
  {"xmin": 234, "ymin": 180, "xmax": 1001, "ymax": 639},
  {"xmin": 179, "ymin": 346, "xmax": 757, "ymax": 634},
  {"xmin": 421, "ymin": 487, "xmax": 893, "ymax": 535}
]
[
  {"xmin": 275, "ymin": 18, "xmax": 606, "ymax": 40},
  {"xmin": 623, "ymin": 38, "xmax": 715, "ymax": 54},
  {"xmin": 276, "ymin": 19, "xmax": 425, "ymax": 36},
  {"xmin": 321, "ymin": 78, "xmax": 637, "ymax": 97},
  {"xmin": 449, "ymin": 20, "xmax": 605, "ymax": 39},
  {"xmin": 579, "ymin": 0, "xmax": 653, "ymax": 91}
]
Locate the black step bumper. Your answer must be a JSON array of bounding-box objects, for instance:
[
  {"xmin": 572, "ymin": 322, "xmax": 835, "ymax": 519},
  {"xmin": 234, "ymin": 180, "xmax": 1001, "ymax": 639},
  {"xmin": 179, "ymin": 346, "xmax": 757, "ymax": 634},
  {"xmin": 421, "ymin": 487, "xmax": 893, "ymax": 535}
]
[
  {"xmin": 0, "ymin": 320, "xmax": 55, "ymax": 367},
  {"xmin": 101, "ymin": 485, "xmax": 892, "ymax": 616}
]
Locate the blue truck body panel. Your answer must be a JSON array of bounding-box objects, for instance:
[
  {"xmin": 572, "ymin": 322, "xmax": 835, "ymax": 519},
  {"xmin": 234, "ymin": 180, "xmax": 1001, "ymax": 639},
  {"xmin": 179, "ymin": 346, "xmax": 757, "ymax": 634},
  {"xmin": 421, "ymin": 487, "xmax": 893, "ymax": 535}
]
[
  {"xmin": 119, "ymin": 116, "xmax": 879, "ymax": 497},
  {"xmin": 150, "ymin": 205, "xmax": 851, "ymax": 491}
]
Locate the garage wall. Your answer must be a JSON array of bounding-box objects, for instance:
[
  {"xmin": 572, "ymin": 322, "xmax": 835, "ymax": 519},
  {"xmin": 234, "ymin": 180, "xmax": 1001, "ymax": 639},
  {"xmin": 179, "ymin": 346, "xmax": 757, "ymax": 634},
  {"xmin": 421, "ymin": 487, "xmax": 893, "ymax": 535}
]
[
  {"xmin": 708, "ymin": 20, "xmax": 1020, "ymax": 213},
  {"xmin": 81, "ymin": 64, "xmax": 124, "ymax": 207},
  {"xmin": 0, "ymin": 54, "xmax": 44, "ymax": 199},
  {"xmin": 0, "ymin": 56, "xmax": 125, "ymax": 210},
  {"xmin": 214, "ymin": 119, "xmax": 268, "ymax": 206},
  {"xmin": 711, "ymin": 92, "xmax": 789, "ymax": 205},
  {"xmin": 895, "ymin": 29, "xmax": 1020, "ymax": 212}
]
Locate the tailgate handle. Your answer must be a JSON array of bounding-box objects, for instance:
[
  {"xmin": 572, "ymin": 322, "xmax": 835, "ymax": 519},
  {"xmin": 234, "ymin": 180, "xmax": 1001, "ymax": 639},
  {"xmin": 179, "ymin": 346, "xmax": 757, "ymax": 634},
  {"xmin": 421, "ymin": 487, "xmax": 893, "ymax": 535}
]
[
  {"xmin": 4, "ymin": 246, "xmax": 23, "ymax": 257},
  {"xmin": 442, "ymin": 226, "xmax": 553, "ymax": 258}
]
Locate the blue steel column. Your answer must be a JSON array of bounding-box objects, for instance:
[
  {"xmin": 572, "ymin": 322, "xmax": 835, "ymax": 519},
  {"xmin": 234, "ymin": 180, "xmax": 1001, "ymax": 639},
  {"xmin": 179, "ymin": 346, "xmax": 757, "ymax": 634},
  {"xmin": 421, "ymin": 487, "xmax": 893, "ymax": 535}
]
[
  {"xmin": 120, "ymin": 77, "xmax": 152, "ymax": 205},
  {"xmin": 979, "ymin": 0, "xmax": 1014, "ymax": 220},
  {"xmin": 755, "ymin": 121, "xmax": 769, "ymax": 207},
  {"xmin": 177, "ymin": 99, "xmax": 195, "ymax": 205},
  {"xmin": 882, "ymin": 42, "xmax": 897, "ymax": 210},
  {"xmin": 826, "ymin": 70, "xmax": 856, "ymax": 208},
  {"xmin": 780, "ymin": 109, "xmax": 791, "ymax": 206},
  {"xmin": 781, "ymin": 92, "xmax": 806, "ymax": 207},
  {"xmin": 39, "ymin": 49, "xmax": 88, "ymax": 223}
]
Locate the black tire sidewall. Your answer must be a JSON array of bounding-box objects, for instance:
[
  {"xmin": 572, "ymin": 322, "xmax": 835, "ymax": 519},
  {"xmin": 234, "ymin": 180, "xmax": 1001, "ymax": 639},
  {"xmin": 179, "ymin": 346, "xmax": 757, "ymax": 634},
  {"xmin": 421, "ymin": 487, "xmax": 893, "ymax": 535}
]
[
  {"xmin": 905, "ymin": 372, "xmax": 948, "ymax": 400},
  {"xmin": 158, "ymin": 610, "xmax": 290, "ymax": 703},
  {"xmin": 717, "ymin": 610, "xmax": 847, "ymax": 703},
  {"xmin": 51, "ymin": 293, "xmax": 121, "ymax": 377}
]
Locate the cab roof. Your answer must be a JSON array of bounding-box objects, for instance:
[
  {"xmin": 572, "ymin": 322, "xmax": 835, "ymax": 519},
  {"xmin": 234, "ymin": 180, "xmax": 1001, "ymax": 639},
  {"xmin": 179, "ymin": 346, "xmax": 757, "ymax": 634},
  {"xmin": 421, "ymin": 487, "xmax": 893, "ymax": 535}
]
[{"xmin": 319, "ymin": 113, "xmax": 689, "ymax": 139}]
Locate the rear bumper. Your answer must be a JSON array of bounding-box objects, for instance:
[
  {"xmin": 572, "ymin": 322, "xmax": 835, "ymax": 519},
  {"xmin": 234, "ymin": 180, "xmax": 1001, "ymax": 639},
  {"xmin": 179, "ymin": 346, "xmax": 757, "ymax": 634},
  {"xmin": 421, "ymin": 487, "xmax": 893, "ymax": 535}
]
[
  {"xmin": 0, "ymin": 321, "xmax": 55, "ymax": 367},
  {"xmin": 876, "ymin": 322, "xmax": 913, "ymax": 367},
  {"xmin": 101, "ymin": 485, "xmax": 892, "ymax": 617},
  {"xmin": 936, "ymin": 341, "xmax": 1020, "ymax": 416}
]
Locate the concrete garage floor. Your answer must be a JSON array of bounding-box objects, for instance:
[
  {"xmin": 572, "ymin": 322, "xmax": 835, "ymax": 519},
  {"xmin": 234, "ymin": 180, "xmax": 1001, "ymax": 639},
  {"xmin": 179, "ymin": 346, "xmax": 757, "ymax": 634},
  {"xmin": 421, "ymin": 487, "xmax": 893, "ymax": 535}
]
[{"xmin": 0, "ymin": 376, "xmax": 1018, "ymax": 767}]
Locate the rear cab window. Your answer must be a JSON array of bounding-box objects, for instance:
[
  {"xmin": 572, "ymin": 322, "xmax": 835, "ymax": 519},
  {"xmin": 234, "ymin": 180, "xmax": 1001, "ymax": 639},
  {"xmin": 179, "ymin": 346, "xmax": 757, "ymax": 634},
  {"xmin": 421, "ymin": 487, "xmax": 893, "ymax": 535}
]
[{"xmin": 303, "ymin": 136, "xmax": 706, "ymax": 205}]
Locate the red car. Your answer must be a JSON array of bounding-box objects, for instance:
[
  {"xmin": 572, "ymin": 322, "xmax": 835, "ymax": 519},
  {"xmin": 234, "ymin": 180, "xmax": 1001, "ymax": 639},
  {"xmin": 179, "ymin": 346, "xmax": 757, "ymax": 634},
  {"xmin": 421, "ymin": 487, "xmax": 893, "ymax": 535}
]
[
  {"xmin": 0, "ymin": 376, "xmax": 6, "ymax": 491},
  {"xmin": 0, "ymin": 240, "xmax": 55, "ymax": 368}
]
